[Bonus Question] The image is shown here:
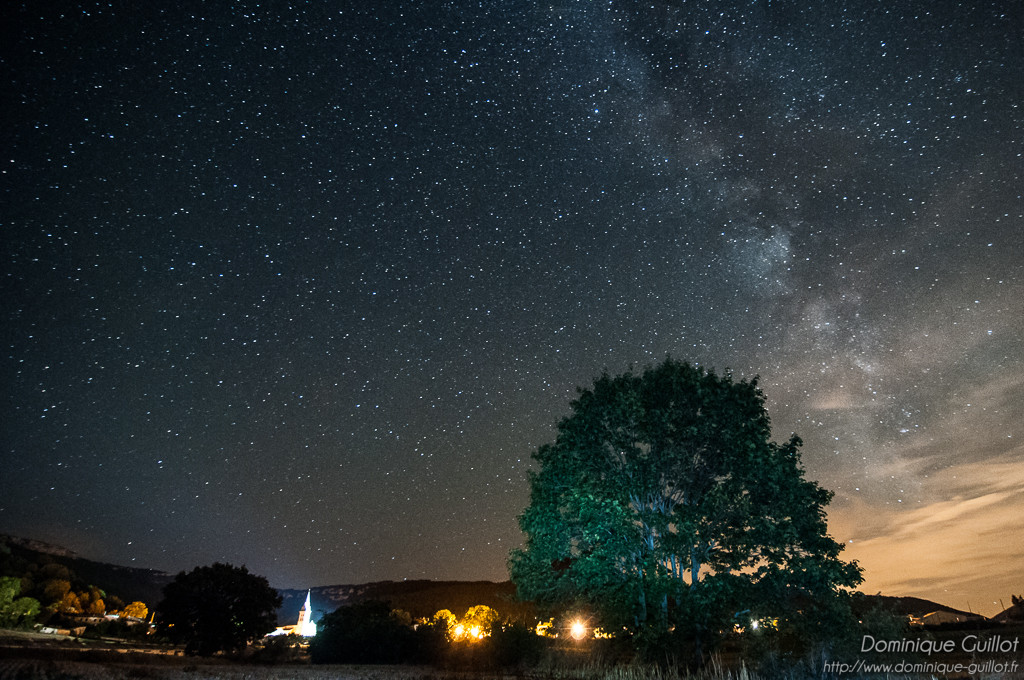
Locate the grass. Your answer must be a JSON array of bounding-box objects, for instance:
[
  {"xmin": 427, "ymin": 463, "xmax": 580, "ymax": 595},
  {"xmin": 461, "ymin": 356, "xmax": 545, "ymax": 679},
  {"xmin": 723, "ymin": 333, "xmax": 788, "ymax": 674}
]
[
  {"xmin": 0, "ymin": 660, "xmax": 762, "ymax": 680},
  {"xmin": 4, "ymin": 628, "xmax": 1022, "ymax": 680},
  {"xmin": 0, "ymin": 658, "xmax": 438, "ymax": 680},
  {"xmin": 6, "ymin": 656, "xmax": 1021, "ymax": 680}
]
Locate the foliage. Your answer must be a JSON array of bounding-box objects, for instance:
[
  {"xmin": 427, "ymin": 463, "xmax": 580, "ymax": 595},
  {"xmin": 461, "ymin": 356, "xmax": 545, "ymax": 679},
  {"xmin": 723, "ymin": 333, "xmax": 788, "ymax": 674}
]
[
  {"xmin": 463, "ymin": 603, "xmax": 501, "ymax": 629},
  {"xmin": 157, "ymin": 562, "xmax": 282, "ymax": 656},
  {"xmin": 120, "ymin": 600, "xmax": 149, "ymax": 619},
  {"xmin": 0, "ymin": 539, "xmax": 150, "ymax": 625},
  {"xmin": 485, "ymin": 620, "xmax": 550, "ymax": 669},
  {"xmin": 425, "ymin": 605, "xmax": 553, "ymax": 671},
  {"xmin": 0, "ymin": 536, "xmax": 167, "ymax": 616},
  {"xmin": 0, "ymin": 576, "xmax": 41, "ymax": 628},
  {"xmin": 452, "ymin": 604, "xmax": 501, "ymax": 641},
  {"xmin": 509, "ymin": 358, "xmax": 862, "ymax": 664},
  {"xmin": 309, "ymin": 599, "xmax": 439, "ymax": 664},
  {"xmin": 42, "ymin": 578, "xmax": 72, "ymax": 604},
  {"xmin": 430, "ymin": 608, "xmax": 457, "ymax": 638},
  {"xmin": 857, "ymin": 600, "xmax": 911, "ymax": 641}
]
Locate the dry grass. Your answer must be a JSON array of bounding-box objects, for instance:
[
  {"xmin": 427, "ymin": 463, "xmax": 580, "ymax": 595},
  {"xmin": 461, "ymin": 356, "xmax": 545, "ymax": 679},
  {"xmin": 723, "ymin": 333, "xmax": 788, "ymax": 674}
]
[
  {"xmin": 0, "ymin": 659, "xmax": 443, "ymax": 680},
  {"xmin": 0, "ymin": 661, "xmax": 763, "ymax": 680}
]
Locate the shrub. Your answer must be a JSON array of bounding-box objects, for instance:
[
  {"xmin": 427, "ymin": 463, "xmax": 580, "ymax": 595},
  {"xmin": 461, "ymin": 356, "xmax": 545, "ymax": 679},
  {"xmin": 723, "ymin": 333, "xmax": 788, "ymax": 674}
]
[{"xmin": 310, "ymin": 600, "xmax": 434, "ymax": 664}]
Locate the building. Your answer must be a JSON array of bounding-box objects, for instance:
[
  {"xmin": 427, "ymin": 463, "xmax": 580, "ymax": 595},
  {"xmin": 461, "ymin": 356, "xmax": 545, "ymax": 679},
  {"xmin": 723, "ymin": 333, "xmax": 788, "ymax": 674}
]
[
  {"xmin": 268, "ymin": 590, "xmax": 317, "ymax": 637},
  {"xmin": 296, "ymin": 590, "xmax": 317, "ymax": 636}
]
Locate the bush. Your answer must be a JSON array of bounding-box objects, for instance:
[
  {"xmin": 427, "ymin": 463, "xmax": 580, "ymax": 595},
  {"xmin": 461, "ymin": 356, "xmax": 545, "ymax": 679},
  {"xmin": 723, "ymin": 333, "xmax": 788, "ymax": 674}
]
[
  {"xmin": 0, "ymin": 576, "xmax": 41, "ymax": 629},
  {"xmin": 486, "ymin": 621, "xmax": 550, "ymax": 669},
  {"xmin": 310, "ymin": 600, "xmax": 436, "ymax": 664}
]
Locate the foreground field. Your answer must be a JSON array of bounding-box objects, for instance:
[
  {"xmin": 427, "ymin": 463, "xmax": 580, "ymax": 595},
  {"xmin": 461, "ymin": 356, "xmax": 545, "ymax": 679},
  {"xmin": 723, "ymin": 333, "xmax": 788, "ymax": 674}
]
[
  {"xmin": 0, "ymin": 629, "xmax": 750, "ymax": 680},
  {"xmin": 0, "ymin": 658, "xmax": 452, "ymax": 680},
  {"xmin": 0, "ymin": 630, "xmax": 442, "ymax": 680},
  {"xmin": 0, "ymin": 658, "xmax": 755, "ymax": 680},
  {"xmin": 0, "ymin": 641, "xmax": 742, "ymax": 680},
  {"xmin": 0, "ymin": 631, "xmax": 639, "ymax": 680},
  {"xmin": 3, "ymin": 627, "xmax": 1023, "ymax": 680}
]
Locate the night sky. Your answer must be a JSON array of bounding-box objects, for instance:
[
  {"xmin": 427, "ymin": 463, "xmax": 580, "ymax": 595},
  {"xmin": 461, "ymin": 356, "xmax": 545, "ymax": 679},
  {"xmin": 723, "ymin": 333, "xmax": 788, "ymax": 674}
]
[{"xmin": 2, "ymin": 2, "xmax": 1021, "ymax": 616}]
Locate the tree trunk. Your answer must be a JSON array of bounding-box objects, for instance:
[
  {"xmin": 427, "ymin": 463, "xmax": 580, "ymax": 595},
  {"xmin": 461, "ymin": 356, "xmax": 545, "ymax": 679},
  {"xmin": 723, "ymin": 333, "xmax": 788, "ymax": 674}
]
[
  {"xmin": 635, "ymin": 553, "xmax": 648, "ymax": 626},
  {"xmin": 637, "ymin": 579, "xmax": 647, "ymax": 625},
  {"xmin": 690, "ymin": 546, "xmax": 705, "ymax": 667}
]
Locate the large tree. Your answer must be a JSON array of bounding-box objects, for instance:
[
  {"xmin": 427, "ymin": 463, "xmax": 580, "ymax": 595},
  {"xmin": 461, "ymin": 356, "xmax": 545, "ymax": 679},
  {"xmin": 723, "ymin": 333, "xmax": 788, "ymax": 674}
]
[
  {"xmin": 158, "ymin": 563, "xmax": 282, "ymax": 656},
  {"xmin": 509, "ymin": 358, "xmax": 861, "ymax": 661}
]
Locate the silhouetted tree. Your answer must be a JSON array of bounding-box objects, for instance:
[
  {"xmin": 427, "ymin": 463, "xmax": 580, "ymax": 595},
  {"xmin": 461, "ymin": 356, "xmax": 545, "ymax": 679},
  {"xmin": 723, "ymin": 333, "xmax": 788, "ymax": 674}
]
[
  {"xmin": 509, "ymin": 358, "xmax": 862, "ymax": 664},
  {"xmin": 158, "ymin": 563, "xmax": 281, "ymax": 656}
]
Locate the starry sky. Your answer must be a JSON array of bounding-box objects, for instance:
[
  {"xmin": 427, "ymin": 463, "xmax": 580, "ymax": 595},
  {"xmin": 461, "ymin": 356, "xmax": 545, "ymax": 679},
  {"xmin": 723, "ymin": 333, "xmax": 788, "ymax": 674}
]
[{"xmin": 2, "ymin": 2, "xmax": 1021, "ymax": 617}]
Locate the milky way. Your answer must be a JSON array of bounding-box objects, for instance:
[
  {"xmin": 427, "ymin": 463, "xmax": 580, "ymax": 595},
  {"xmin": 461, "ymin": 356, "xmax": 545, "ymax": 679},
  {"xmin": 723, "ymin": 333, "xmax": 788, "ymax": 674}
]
[{"xmin": 2, "ymin": 2, "xmax": 1021, "ymax": 615}]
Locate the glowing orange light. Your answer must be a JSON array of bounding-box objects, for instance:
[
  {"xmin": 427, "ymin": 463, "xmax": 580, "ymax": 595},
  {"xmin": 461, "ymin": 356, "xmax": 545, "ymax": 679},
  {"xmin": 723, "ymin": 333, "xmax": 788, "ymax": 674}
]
[{"xmin": 570, "ymin": 620, "xmax": 587, "ymax": 640}]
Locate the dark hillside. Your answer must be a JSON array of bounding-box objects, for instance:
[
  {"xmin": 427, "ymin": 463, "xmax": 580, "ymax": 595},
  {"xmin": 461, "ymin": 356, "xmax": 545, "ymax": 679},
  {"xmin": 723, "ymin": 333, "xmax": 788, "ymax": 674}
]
[
  {"xmin": 0, "ymin": 535, "xmax": 172, "ymax": 608},
  {"xmin": 853, "ymin": 593, "xmax": 981, "ymax": 620},
  {"xmin": 3, "ymin": 535, "xmax": 533, "ymax": 627},
  {"xmin": 277, "ymin": 580, "xmax": 535, "ymax": 625}
]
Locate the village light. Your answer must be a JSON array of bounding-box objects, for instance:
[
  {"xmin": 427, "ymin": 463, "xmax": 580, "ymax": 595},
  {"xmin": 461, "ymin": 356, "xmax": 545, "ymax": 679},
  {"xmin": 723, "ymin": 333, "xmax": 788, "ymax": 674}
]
[{"xmin": 570, "ymin": 620, "xmax": 587, "ymax": 640}]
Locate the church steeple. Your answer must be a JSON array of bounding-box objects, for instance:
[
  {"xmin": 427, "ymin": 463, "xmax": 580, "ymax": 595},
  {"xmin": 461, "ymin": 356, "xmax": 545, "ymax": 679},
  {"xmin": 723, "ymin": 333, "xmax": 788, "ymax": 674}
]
[{"xmin": 296, "ymin": 590, "xmax": 316, "ymax": 637}]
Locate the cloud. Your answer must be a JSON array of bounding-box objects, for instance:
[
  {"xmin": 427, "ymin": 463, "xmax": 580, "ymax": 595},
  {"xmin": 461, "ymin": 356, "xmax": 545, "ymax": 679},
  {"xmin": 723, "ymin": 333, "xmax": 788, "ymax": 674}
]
[
  {"xmin": 809, "ymin": 389, "xmax": 863, "ymax": 411},
  {"xmin": 831, "ymin": 450, "xmax": 1024, "ymax": 616}
]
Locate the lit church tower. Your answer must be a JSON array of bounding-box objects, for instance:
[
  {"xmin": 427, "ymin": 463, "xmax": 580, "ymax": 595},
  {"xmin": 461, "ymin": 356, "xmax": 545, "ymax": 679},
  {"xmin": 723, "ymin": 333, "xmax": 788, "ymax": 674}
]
[{"xmin": 296, "ymin": 590, "xmax": 317, "ymax": 637}]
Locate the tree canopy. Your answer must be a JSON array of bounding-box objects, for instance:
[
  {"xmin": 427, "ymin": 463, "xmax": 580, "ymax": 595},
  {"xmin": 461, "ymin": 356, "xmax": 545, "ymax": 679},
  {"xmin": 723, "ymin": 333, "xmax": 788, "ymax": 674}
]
[
  {"xmin": 0, "ymin": 576, "xmax": 40, "ymax": 629},
  {"xmin": 310, "ymin": 600, "xmax": 430, "ymax": 664},
  {"xmin": 158, "ymin": 562, "xmax": 281, "ymax": 656},
  {"xmin": 509, "ymin": 358, "xmax": 861, "ymax": 661},
  {"xmin": 120, "ymin": 600, "xmax": 149, "ymax": 619}
]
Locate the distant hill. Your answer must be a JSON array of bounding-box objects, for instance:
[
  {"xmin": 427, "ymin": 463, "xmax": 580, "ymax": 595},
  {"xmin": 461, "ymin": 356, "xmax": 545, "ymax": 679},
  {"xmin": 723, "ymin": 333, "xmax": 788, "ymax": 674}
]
[
  {"xmin": 0, "ymin": 534, "xmax": 174, "ymax": 607},
  {"xmin": 852, "ymin": 593, "xmax": 981, "ymax": 620},
  {"xmin": 993, "ymin": 595, "xmax": 1024, "ymax": 623},
  {"xmin": 276, "ymin": 579, "xmax": 534, "ymax": 626},
  {"xmin": 1, "ymin": 535, "xmax": 80, "ymax": 559},
  {"xmin": 1, "ymin": 535, "xmax": 532, "ymax": 625}
]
